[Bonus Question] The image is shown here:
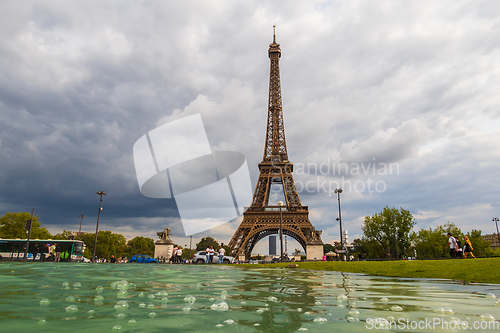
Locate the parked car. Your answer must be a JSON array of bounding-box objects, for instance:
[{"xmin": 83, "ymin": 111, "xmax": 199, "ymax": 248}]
[
  {"xmin": 192, "ymin": 251, "xmax": 235, "ymax": 264},
  {"xmin": 248, "ymin": 259, "xmax": 260, "ymax": 264},
  {"xmin": 129, "ymin": 254, "xmax": 156, "ymax": 263}
]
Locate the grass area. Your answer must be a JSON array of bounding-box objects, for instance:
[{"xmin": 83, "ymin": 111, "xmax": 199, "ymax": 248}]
[{"xmin": 237, "ymin": 258, "xmax": 500, "ymax": 284}]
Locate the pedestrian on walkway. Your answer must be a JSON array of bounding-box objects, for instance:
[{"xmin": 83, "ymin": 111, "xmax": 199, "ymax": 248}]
[
  {"xmin": 463, "ymin": 236, "xmax": 476, "ymax": 258},
  {"xmin": 218, "ymin": 244, "xmax": 225, "ymax": 264},
  {"xmin": 205, "ymin": 246, "xmax": 210, "ymax": 264},
  {"xmin": 446, "ymin": 233, "xmax": 457, "ymax": 258}
]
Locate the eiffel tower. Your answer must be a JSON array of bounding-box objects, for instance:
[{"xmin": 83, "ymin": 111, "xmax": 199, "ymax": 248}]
[{"xmin": 228, "ymin": 27, "xmax": 323, "ymax": 261}]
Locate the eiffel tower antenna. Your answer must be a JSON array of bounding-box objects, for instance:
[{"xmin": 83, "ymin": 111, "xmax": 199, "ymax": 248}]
[{"xmin": 228, "ymin": 27, "xmax": 323, "ymax": 261}]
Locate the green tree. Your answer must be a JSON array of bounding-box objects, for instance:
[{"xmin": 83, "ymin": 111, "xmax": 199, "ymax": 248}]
[
  {"xmin": 0, "ymin": 212, "xmax": 52, "ymax": 239},
  {"xmin": 80, "ymin": 231, "xmax": 127, "ymax": 260},
  {"xmin": 466, "ymin": 229, "xmax": 493, "ymax": 257},
  {"xmin": 52, "ymin": 230, "xmax": 74, "ymax": 240},
  {"xmin": 362, "ymin": 206, "xmax": 416, "ymax": 259},
  {"xmin": 411, "ymin": 225, "xmax": 448, "ymax": 259},
  {"xmin": 126, "ymin": 236, "xmax": 155, "ymax": 257},
  {"xmin": 323, "ymin": 243, "xmax": 335, "ymax": 254},
  {"xmin": 196, "ymin": 237, "xmax": 219, "ymax": 251}
]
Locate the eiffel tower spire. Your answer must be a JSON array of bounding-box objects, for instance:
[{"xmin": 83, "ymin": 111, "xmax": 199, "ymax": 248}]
[{"xmin": 228, "ymin": 27, "xmax": 323, "ymax": 261}]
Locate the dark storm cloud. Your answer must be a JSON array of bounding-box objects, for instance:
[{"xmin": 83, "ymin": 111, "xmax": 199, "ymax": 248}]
[{"xmin": 0, "ymin": 1, "xmax": 499, "ymax": 245}]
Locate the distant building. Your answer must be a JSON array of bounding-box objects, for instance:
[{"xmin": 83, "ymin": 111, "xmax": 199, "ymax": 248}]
[
  {"xmin": 482, "ymin": 233, "xmax": 500, "ymax": 250},
  {"xmin": 269, "ymin": 235, "xmax": 276, "ymax": 255}
]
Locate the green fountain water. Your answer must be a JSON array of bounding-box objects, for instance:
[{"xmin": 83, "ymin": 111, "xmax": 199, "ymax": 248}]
[{"xmin": 0, "ymin": 262, "xmax": 499, "ymax": 332}]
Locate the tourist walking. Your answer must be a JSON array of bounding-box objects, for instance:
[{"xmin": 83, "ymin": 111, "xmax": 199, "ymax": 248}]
[
  {"xmin": 463, "ymin": 236, "xmax": 476, "ymax": 258},
  {"xmin": 218, "ymin": 244, "xmax": 225, "ymax": 264},
  {"xmin": 209, "ymin": 246, "xmax": 215, "ymax": 263},
  {"xmin": 176, "ymin": 246, "xmax": 183, "ymax": 264},
  {"xmin": 205, "ymin": 246, "xmax": 210, "ymax": 264},
  {"xmin": 172, "ymin": 246, "xmax": 178, "ymax": 264},
  {"xmin": 446, "ymin": 233, "xmax": 457, "ymax": 258},
  {"xmin": 455, "ymin": 237, "xmax": 463, "ymax": 257}
]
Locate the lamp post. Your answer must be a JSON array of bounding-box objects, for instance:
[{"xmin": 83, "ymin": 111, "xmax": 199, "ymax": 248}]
[
  {"xmin": 189, "ymin": 235, "xmax": 192, "ymax": 261},
  {"xmin": 494, "ymin": 218, "xmax": 500, "ymax": 248},
  {"xmin": 92, "ymin": 191, "xmax": 106, "ymax": 263},
  {"xmin": 278, "ymin": 201, "xmax": 284, "ymax": 262},
  {"xmin": 334, "ymin": 188, "xmax": 343, "ymax": 255},
  {"xmin": 392, "ymin": 215, "xmax": 398, "ymax": 260},
  {"xmin": 78, "ymin": 214, "xmax": 85, "ymax": 240}
]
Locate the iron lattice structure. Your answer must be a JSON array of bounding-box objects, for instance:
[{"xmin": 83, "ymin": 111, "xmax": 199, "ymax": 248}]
[{"xmin": 228, "ymin": 28, "xmax": 322, "ymax": 259}]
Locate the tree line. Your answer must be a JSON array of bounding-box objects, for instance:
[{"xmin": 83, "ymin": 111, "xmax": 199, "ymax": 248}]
[
  {"xmin": 338, "ymin": 206, "xmax": 499, "ymax": 260},
  {"xmin": 0, "ymin": 212, "xmax": 232, "ymax": 261}
]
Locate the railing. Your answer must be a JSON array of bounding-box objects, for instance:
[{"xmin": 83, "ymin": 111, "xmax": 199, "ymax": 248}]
[{"xmin": 244, "ymin": 206, "xmax": 308, "ymax": 212}]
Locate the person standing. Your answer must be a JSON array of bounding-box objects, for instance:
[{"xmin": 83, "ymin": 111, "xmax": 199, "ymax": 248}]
[
  {"xmin": 209, "ymin": 246, "xmax": 215, "ymax": 263},
  {"xmin": 48, "ymin": 243, "xmax": 56, "ymax": 261},
  {"xmin": 205, "ymin": 246, "xmax": 210, "ymax": 264},
  {"xmin": 176, "ymin": 247, "xmax": 183, "ymax": 264},
  {"xmin": 463, "ymin": 236, "xmax": 476, "ymax": 258},
  {"xmin": 218, "ymin": 244, "xmax": 225, "ymax": 264},
  {"xmin": 172, "ymin": 246, "xmax": 178, "ymax": 264},
  {"xmin": 110, "ymin": 255, "xmax": 116, "ymax": 263},
  {"xmin": 446, "ymin": 233, "xmax": 457, "ymax": 258}
]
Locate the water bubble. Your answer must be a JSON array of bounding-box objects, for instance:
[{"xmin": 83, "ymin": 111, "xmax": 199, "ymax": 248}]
[
  {"xmin": 127, "ymin": 319, "xmax": 137, "ymax": 326},
  {"xmin": 95, "ymin": 286, "xmax": 104, "ymax": 293},
  {"xmin": 338, "ymin": 304, "xmax": 344, "ymax": 308},
  {"xmin": 88, "ymin": 310, "xmax": 95, "ymax": 315},
  {"xmin": 116, "ymin": 313, "xmax": 127, "ymax": 319},
  {"xmin": 156, "ymin": 291, "xmax": 168, "ymax": 297},
  {"xmin": 211, "ymin": 301, "xmax": 229, "ymax": 311},
  {"xmin": 391, "ymin": 305, "xmax": 403, "ymax": 312},
  {"xmin": 268, "ymin": 296, "xmax": 278, "ymax": 302},
  {"xmin": 480, "ymin": 314, "xmax": 495, "ymax": 321},
  {"xmin": 138, "ymin": 303, "xmax": 146, "ymax": 308},
  {"xmin": 443, "ymin": 307, "xmax": 454, "ymax": 314},
  {"xmin": 254, "ymin": 323, "xmax": 260, "ymax": 326},
  {"xmin": 297, "ymin": 308, "xmax": 302, "ymax": 312},
  {"xmin": 184, "ymin": 295, "xmax": 196, "ymax": 304},
  {"xmin": 256, "ymin": 309, "xmax": 263, "ymax": 314},
  {"xmin": 40, "ymin": 298, "xmax": 50, "ymax": 307},
  {"xmin": 66, "ymin": 296, "xmax": 76, "ymax": 302},
  {"xmin": 111, "ymin": 325, "xmax": 122, "ymax": 331},
  {"xmin": 496, "ymin": 300, "xmax": 500, "ymax": 306},
  {"xmin": 298, "ymin": 328, "xmax": 308, "ymax": 331},
  {"xmin": 433, "ymin": 307, "xmax": 445, "ymax": 314},
  {"xmin": 94, "ymin": 295, "xmax": 104, "ymax": 302},
  {"xmin": 349, "ymin": 310, "xmax": 360, "ymax": 316},
  {"xmin": 148, "ymin": 312, "xmax": 156, "ymax": 318},
  {"xmin": 241, "ymin": 301, "xmax": 247, "ymax": 304},
  {"xmin": 315, "ymin": 301, "xmax": 322, "ymax": 305},
  {"xmin": 313, "ymin": 317, "xmax": 328, "ymax": 323},
  {"xmin": 117, "ymin": 290, "xmax": 128, "ymax": 298},
  {"xmin": 221, "ymin": 290, "xmax": 228, "ymax": 295},
  {"xmin": 73, "ymin": 282, "xmax": 82, "ymax": 289},
  {"xmin": 337, "ymin": 295, "xmax": 348, "ymax": 301},
  {"xmin": 209, "ymin": 297, "xmax": 215, "ymax": 302},
  {"xmin": 486, "ymin": 293, "xmax": 497, "ymax": 299},
  {"xmin": 66, "ymin": 305, "xmax": 78, "ymax": 313},
  {"xmin": 215, "ymin": 324, "xmax": 223, "ymax": 328},
  {"xmin": 161, "ymin": 297, "xmax": 168, "ymax": 304},
  {"xmin": 147, "ymin": 303, "xmax": 154, "ymax": 309},
  {"xmin": 148, "ymin": 294, "xmax": 155, "ymax": 299},
  {"xmin": 183, "ymin": 306, "xmax": 191, "ymax": 313},
  {"xmin": 138, "ymin": 292, "xmax": 144, "ymax": 297},
  {"xmin": 116, "ymin": 280, "xmax": 129, "ymax": 290},
  {"xmin": 304, "ymin": 312, "xmax": 311, "ymax": 315},
  {"xmin": 347, "ymin": 316, "xmax": 355, "ymax": 322},
  {"xmin": 265, "ymin": 303, "xmax": 269, "ymax": 307},
  {"xmin": 62, "ymin": 282, "xmax": 69, "ymax": 287},
  {"xmin": 114, "ymin": 300, "xmax": 129, "ymax": 312},
  {"xmin": 387, "ymin": 316, "xmax": 395, "ymax": 321},
  {"xmin": 381, "ymin": 297, "xmax": 389, "ymax": 303},
  {"xmin": 38, "ymin": 319, "xmax": 46, "ymax": 325},
  {"xmin": 224, "ymin": 319, "xmax": 235, "ymax": 324}
]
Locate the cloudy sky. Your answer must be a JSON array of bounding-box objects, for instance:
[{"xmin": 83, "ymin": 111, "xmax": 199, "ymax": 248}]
[{"xmin": 1, "ymin": 1, "xmax": 499, "ymax": 254}]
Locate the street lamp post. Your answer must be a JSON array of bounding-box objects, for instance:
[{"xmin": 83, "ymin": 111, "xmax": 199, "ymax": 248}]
[
  {"xmin": 392, "ymin": 215, "xmax": 398, "ymax": 260},
  {"xmin": 92, "ymin": 191, "xmax": 106, "ymax": 263},
  {"xmin": 189, "ymin": 235, "xmax": 192, "ymax": 261},
  {"xmin": 334, "ymin": 188, "xmax": 343, "ymax": 258},
  {"xmin": 493, "ymin": 218, "xmax": 500, "ymax": 248},
  {"xmin": 278, "ymin": 201, "xmax": 284, "ymax": 262},
  {"xmin": 78, "ymin": 214, "xmax": 85, "ymax": 240}
]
